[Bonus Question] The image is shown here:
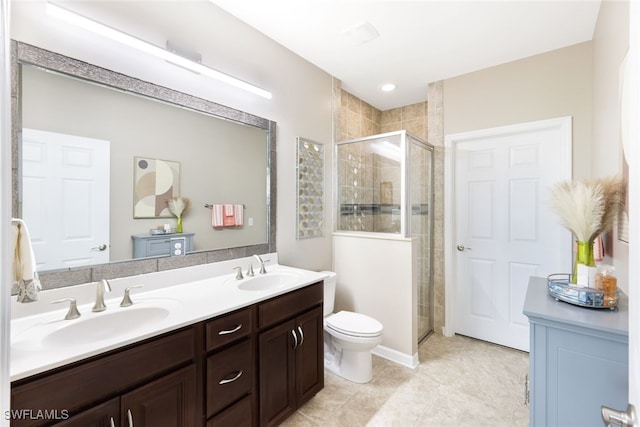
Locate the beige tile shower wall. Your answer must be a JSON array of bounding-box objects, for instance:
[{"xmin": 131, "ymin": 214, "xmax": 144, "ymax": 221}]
[
  {"xmin": 336, "ymin": 87, "xmax": 382, "ymax": 232},
  {"xmin": 337, "ymin": 88, "xmax": 382, "ymax": 141},
  {"xmin": 381, "ymin": 102, "xmax": 428, "ymax": 140},
  {"xmin": 428, "ymin": 81, "xmax": 445, "ymax": 336},
  {"xmin": 334, "ymin": 84, "xmax": 439, "ymax": 336}
]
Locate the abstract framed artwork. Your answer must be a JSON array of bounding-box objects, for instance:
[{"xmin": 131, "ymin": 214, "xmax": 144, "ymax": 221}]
[
  {"xmin": 296, "ymin": 137, "xmax": 324, "ymax": 239},
  {"xmin": 133, "ymin": 156, "xmax": 180, "ymax": 218}
]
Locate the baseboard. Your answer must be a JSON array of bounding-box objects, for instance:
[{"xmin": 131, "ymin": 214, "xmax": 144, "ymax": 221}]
[{"xmin": 371, "ymin": 345, "xmax": 419, "ymax": 369}]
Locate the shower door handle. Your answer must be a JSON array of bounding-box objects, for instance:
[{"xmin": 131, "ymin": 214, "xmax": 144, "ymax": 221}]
[{"xmin": 457, "ymin": 245, "xmax": 471, "ymax": 252}]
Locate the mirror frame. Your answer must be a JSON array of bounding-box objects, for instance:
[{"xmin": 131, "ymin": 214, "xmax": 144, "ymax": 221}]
[{"xmin": 10, "ymin": 40, "xmax": 277, "ymax": 289}]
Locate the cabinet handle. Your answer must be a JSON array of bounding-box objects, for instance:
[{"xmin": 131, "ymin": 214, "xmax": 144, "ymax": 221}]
[
  {"xmin": 297, "ymin": 326, "xmax": 304, "ymax": 347},
  {"xmin": 127, "ymin": 409, "xmax": 134, "ymax": 427},
  {"xmin": 219, "ymin": 370, "xmax": 243, "ymax": 385},
  {"xmin": 291, "ymin": 329, "xmax": 298, "ymax": 349},
  {"xmin": 110, "ymin": 417, "xmax": 116, "ymax": 427},
  {"xmin": 218, "ymin": 324, "xmax": 242, "ymax": 335}
]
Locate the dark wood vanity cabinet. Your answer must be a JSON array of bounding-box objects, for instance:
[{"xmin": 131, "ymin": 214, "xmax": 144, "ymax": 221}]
[
  {"xmin": 11, "ymin": 281, "xmax": 324, "ymax": 427},
  {"xmin": 11, "ymin": 327, "xmax": 198, "ymax": 427},
  {"xmin": 52, "ymin": 366, "xmax": 197, "ymax": 427},
  {"xmin": 257, "ymin": 283, "xmax": 324, "ymax": 427}
]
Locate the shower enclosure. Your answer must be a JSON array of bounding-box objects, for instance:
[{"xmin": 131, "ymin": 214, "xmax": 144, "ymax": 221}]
[{"xmin": 336, "ymin": 131, "xmax": 434, "ymax": 342}]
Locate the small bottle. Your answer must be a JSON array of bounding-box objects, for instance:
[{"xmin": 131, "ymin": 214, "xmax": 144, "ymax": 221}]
[{"xmin": 595, "ymin": 264, "xmax": 617, "ymax": 307}]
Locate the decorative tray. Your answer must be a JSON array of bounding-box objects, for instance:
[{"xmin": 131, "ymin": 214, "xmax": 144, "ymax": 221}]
[
  {"xmin": 150, "ymin": 228, "xmax": 176, "ymax": 235},
  {"xmin": 547, "ymin": 273, "xmax": 618, "ymax": 310}
]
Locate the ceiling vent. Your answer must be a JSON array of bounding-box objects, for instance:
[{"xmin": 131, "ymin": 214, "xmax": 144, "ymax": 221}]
[{"xmin": 342, "ymin": 21, "xmax": 379, "ymax": 46}]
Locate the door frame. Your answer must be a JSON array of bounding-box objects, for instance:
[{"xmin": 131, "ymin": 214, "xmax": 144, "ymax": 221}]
[{"xmin": 442, "ymin": 116, "xmax": 572, "ymax": 337}]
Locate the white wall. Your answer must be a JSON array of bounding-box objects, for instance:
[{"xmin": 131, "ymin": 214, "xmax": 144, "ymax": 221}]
[
  {"xmin": 591, "ymin": 0, "xmax": 630, "ymax": 291},
  {"xmin": 333, "ymin": 233, "xmax": 417, "ymax": 366},
  {"xmin": 1, "ymin": 0, "xmax": 11, "ymax": 421},
  {"xmin": 10, "ymin": 1, "xmax": 334, "ymax": 272}
]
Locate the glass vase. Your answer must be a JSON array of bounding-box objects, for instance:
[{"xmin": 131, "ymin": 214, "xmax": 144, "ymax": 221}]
[
  {"xmin": 176, "ymin": 216, "xmax": 183, "ymax": 234},
  {"xmin": 572, "ymin": 240, "xmax": 595, "ymax": 283}
]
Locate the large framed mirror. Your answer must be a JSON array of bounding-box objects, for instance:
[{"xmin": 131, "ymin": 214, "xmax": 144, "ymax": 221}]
[{"xmin": 11, "ymin": 41, "xmax": 276, "ymax": 288}]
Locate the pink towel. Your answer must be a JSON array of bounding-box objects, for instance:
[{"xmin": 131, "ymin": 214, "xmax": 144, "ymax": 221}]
[
  {"xmin": 211, "ymin": 204, "xmax": 224, "ymax": 227},
  {"xmin": 234, "ymin": 204, "xmax": 244, "ymax": 226},
  {"xmin": 223, "ymin": 204, "xmax": 235, "ymax": 226},
  {"xmin": 594, "ymin": 234, "xmax": 605, "ymax": 262},
  {"xmin": 211, "ymin": 204, "xmax": 244, "ymax": 228}
]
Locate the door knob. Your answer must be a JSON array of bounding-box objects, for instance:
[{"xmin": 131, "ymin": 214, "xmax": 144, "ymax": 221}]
[
  {"xmin": 456, "ymin": 245, "xmax": 471, "ymax": 252},
  {"xmin": 602, "ymin": 404, "xmax": 637, "ymax": 426},
  {"xmin": 91, "ymin": 244, "xmax": 108, "ymax": 251}
]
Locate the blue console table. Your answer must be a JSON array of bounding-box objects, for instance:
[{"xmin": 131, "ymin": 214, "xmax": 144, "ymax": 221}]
[{"xmin": 523, "ymin": 276, "xmax": 628, "ymax": 426}]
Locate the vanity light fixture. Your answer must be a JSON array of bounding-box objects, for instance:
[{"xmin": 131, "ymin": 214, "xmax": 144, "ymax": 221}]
[{"xmin": 46, "ymin": 2, "xmax": 273, "ymax": 99}]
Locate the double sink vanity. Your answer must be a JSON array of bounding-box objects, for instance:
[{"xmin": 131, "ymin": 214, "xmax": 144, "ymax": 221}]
[{"xmin": 9, "ymin": 254, "xmax": 327, "ymax": 427}]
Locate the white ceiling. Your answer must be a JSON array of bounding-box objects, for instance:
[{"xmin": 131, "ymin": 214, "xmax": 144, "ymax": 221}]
[{"xmin": 209, "ymin": 0, "xmax": 602, "ymax": 111}]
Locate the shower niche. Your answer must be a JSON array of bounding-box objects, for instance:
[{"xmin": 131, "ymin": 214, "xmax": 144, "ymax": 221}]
[{"xmin": 335, "ymin": 130, "xmax": 434, "ymax": 343}]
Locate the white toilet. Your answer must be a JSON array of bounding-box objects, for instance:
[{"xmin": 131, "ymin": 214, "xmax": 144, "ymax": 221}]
[{"xmin": 322, "ymin": 271, "xmax": 383, "ymax": 383}]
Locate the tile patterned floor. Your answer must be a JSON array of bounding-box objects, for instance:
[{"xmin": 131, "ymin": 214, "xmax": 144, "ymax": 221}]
[{"xmin": 282, "ymin": 333, "xmax": 530, "ymax": 427}]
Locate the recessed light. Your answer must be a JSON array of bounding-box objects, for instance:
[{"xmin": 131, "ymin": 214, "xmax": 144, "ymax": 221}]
[{"xmin": 380, "ymin": 83, "xmax": 396, "ymax": 92}]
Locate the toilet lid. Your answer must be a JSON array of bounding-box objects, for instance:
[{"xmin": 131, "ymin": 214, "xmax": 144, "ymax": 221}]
[{"xmin": 325, "ymin": 311, "xmax": 383, "ymax": 337}]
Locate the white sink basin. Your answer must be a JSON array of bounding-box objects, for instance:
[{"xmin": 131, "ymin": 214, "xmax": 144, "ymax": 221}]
[
  {"xmin": 237, "ymin": 272, "xmax": 301, "ymax": 291},
  {"xmin": 43, "ymin": 306, "xmax": 171, "ymax": 347}
]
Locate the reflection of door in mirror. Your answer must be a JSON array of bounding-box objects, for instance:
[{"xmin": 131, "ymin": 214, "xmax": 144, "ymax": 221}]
[{"xmin": 22, "ymin": 128, "xmax": 110, "ymax": 270}]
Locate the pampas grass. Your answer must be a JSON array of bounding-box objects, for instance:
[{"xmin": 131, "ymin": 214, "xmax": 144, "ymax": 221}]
[
  {"xmin": 549, "ymin": 176, "xmax": 625, "ymax": 242},
  {"xmin": 596, "ymin": 175, "xmax": 626, "ymax": 236},
  {"xmin": 167, "ymin": 196, "xmax": 191, "ymax": 218}
]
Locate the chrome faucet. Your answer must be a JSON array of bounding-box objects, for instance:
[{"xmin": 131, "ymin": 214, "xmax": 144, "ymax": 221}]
[
  {"xmin": 92, "ymin": 279, "xmax": 111, "ymax": 312},
  {"xmin": 253, "ymin": 254, "xmax": 268, "ymax": 274}
]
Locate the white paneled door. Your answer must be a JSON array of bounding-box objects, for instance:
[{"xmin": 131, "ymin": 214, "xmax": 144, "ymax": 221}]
[
  {"xmin": 446, "ymin": 117, "xmax": 572, "ymax": 352},
  {"xmin": 21, "ymin": 128, "xmax": 110, "ymax": 271}
]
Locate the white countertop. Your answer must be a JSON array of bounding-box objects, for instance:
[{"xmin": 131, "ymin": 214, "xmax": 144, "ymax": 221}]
[{"xmin": 10, "ymin": 259, "xmax": 328, "ymax": 381}]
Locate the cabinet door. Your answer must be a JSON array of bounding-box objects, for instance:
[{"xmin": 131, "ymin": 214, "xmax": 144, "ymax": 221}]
[
  {"xmin": 295, "ymin": 306, "xmax": 324, "ymax": 406},
  {"xmin": 145, "ymin": 238, "xmax": 170, "ymax": 257},
  {"xmin": 53, "ymin": 398, "xmax": 119, "ymax": 427},
  {"xmin": 259, "ymin": 319, "xmax": 296, "ymax": 427},
  {"xmin": 121, "ymin": 365, "xmax": 197, "ymax": 427}
]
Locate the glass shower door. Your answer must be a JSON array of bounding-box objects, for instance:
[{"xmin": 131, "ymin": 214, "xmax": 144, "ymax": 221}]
[{"xmin": 408, "ymin": 134, "xmax": 434, "ymax": 342}]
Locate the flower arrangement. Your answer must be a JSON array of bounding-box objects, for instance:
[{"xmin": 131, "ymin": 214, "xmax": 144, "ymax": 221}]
[
  {"xmin": 167, "ymin": 196, "xmax": 191, "ymax": 233},
  {"xmin": 549, "ymin": 176, "xmax": 625, "ymax": 282}
]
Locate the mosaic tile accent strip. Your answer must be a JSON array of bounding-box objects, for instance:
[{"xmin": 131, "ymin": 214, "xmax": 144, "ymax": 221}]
[{"xmin": 297, "ymin": 137, "xmax": 325, "ymax": 239}]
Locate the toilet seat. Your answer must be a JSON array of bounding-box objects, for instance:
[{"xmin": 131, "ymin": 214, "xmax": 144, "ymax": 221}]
[{"xmin": 325, "ymin": 311, "xmax": 383, "ymax": 338}]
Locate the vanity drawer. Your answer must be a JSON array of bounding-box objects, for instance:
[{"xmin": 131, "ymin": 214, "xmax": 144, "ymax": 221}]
[
  {"xmin": 206, "ymin": 339, "xmax": 254, "ymax": 417},
  {"xmin": 11, "ymin": 327, "xmax": 195, "ymax": 426},
  {"xmin": 206, "ymin": 394, "xmax": 253, "ymax": 427},
  {"xmin": 206, "ymin": 307, "xmax": 254, "ymax": 352},
  {"xmin": 258, "ymin": 281, "xmax": 323, "ymax": 329}
]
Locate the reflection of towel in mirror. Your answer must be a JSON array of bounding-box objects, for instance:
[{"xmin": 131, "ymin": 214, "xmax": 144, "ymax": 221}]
[
  {"xmin": 211, "ymin": 205, "xmax": 224, "ymax": 227},
  {"xmin": 211, "ymin": 204, "xmax": 244, "ymax": 228},
  {"xmin": 593, "ymin": 234, "xmax": 605, "ymax": 262},
  {"xmin": 223, "ymin": 204, "xmax": 235, "ymax": 226},
  {"xmin": 11, "ymin": 218, "xmax": 41, "ymax": 302},
  {"xmin": 234, "ymin": 204, "xmax": 244, "ymax": 227}
]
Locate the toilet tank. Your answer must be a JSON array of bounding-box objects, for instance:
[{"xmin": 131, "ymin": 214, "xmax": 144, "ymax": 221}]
[{"xmin": 321, "ymin": 271, "xmax": 336, "ymax": 316}]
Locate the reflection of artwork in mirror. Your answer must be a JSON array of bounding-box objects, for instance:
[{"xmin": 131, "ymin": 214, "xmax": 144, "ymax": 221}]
[
  {"xmin": 133, "ymin": 157, "xmax": 180, "ymax": 218},
  {"xmin": 296, "ymin": 137, "xmax": 324, "ymax": 239}
]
